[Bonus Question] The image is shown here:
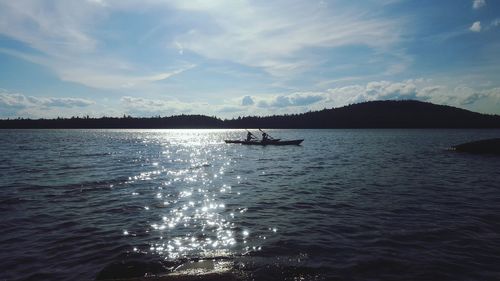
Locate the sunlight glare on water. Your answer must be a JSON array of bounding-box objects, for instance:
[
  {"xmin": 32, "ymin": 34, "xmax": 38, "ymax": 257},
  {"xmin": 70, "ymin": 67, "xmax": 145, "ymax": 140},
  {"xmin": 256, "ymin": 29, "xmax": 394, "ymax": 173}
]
[{"xmin": 122, "ymin": 130, "xmax": 261, "ymax": 261}]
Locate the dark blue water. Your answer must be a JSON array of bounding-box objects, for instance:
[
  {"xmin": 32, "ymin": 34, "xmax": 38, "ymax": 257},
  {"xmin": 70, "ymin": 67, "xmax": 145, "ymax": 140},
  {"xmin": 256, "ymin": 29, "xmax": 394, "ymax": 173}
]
[{"xmin": 1, "ymin": 129, "xmax": 500, "ymax": 281}]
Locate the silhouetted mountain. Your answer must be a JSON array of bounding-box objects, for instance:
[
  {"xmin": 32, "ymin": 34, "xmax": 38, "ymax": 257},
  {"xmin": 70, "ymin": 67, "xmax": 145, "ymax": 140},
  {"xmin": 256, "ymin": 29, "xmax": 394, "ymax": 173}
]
[{"xmin": 1, "ymin": 100, "xmax": 499, "ymax": 129}]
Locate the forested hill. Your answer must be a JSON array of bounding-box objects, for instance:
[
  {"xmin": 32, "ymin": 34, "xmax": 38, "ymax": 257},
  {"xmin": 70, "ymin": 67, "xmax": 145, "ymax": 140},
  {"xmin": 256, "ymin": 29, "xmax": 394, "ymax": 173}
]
[
  {"xmin": 1, "ymin": 100, "xmax": 500, "ymax": 129},
  {"xmin": 226, "ymin": 100, "xmax": 500, "ymax": 128}
]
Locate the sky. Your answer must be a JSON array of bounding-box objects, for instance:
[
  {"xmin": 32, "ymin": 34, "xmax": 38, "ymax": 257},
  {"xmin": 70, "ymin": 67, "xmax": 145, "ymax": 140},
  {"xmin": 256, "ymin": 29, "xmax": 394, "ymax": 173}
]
[{"xmin": 0, "ymin": 0, "xmax": 499, "ymax": 119}]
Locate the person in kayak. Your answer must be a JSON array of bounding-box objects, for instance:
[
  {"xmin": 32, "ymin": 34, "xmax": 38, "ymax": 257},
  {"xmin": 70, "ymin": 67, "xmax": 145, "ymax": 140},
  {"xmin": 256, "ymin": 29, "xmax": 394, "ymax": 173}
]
[
  {"xmin": 246, "ymin": 131, "xmax": 256, "ymax": 141},
  {"xmin": 261, "ymin": 132, "xmax": 269, "ymax": 142}
]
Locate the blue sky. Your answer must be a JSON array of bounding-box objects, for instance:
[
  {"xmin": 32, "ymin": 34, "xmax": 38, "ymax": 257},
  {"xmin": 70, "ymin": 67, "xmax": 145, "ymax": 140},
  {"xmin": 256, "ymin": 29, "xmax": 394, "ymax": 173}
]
[{"xmin": 0, "ymin": 0, "xmax": 499, "ymax": 118}]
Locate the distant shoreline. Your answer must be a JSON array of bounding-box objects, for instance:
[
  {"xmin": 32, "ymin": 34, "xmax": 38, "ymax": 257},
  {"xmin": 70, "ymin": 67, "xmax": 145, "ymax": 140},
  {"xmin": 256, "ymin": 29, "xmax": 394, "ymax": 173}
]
[
  {"xmin": 2, "ymin": 127, "xmax": 500, "ymax": 130},
  {"xmin": 2, "ymin": 100, "xmax": 500, "ymax": 129}
]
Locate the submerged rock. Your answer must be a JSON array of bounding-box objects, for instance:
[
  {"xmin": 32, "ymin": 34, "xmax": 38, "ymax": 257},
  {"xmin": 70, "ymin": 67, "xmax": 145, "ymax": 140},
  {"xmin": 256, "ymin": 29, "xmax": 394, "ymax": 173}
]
[
  {"xmin": 96, "ymin": 258, "xmax": 243, "ymax": 281},
  {"xmin": 453, "ymin": 138, "xmax": 500, "ymax": 154},
  {"xmin": 95, "ymin": 260, "xmax": 169, "ymax": 280}
]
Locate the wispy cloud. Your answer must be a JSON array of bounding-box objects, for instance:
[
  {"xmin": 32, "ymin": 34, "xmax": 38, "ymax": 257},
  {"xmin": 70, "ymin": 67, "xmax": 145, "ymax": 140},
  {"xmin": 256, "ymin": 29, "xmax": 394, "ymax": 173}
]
[
  {"xmin": 169, "ymin": 0, "xmax": 402, "ymax": 76},
  {"xmin": 174, "ymin": 41, "xmax": 184, "ymax": 55},
  {"xmin": 88, "ymin": 0, "xmax": 108, "ymax": 8},
  {"xmin": 0, "ymin": 47, "xmax": 194, "ymax": 90},
  {"xmin": 0, "ymin": 1, "xmax": 192, "ymax": 90},
  {"xmin": 57, "ymin": 65, "xmax": 195, "ymax": 90},
  {"xmin": 0, "ymin": 0, "xmax": 405, "ymax": 94},
  {"xmin": 0, "ymin": 1, "xmax": 100, "ymax": 55}
]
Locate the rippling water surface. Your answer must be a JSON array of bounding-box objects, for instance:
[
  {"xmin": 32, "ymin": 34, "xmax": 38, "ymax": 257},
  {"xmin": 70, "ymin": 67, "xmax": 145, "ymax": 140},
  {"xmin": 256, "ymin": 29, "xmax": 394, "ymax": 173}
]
[{"xmin": 1, "ymin": 129, "xmax": 500, "ymax": 281}]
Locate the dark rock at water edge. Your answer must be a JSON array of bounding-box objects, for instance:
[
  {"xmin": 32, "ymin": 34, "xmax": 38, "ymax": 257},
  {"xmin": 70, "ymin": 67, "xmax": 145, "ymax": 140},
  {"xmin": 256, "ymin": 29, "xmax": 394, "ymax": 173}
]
[{"xmin": 453, "ymin": 138, "xmax": 500, "ymax": 154}]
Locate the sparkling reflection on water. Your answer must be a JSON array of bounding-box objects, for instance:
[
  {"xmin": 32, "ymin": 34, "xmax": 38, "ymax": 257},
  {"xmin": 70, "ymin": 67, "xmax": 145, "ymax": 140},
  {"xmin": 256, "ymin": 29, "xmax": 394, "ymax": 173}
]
[{"xmin": 121, "ymin": 130, "xmax": 269, "ymax": 261}]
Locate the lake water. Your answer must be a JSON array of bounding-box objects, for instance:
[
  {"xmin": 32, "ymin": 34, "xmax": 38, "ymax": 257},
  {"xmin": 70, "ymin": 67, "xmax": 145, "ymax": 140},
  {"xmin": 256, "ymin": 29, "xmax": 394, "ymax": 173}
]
[{"xmin": 1, "ymin": 129, "xmax": 500, "ymax": 281}]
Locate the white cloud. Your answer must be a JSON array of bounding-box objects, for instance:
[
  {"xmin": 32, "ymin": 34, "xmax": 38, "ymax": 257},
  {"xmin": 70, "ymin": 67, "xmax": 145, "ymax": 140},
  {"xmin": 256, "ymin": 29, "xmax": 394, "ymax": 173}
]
[
  {"xmin": 492, "ymin": 18, "xmax": 500, "ymax": 27},
  {"xmin": 121, "ymin": 96, "xmax": 174, "ymax": 109},
  {"xmin": 472, "ymin": 0, "xmax": 486, "ymax": 9},
  {"xmin": 256, "ymin": 92, "xmax": 326, "ymax": 108},
  {"xmin": 121, "ymin": 92, "xmax": 325, "ymax": 117},
  {"xmin": 245, "ymin": 82, "xmax": 419, "ymax": 111},
  {"xmin": 3, "ymin": 80, "xmax": 500, "ymax": 118},
  {"xmin": 366, "ymin": 81, "xmax": 418, "ymax": 99},
  {"xmin": 324, "ymin": 80, "xmax": 500, "ymax": 110},
  {"xmin": 470, "ymin": 21, "xmax": 482, "ymax": 32},
  {"xmin": 0, "ymin": 90, "xmax": 96, "ymax": 118},
  {"xmin": 0, "ymin": 92, "xmax": 94, "ymax": 108},
  {"xmin": 120, "ymin": 96, "xmax": 208, "ymax": 116},
  {"xmin": 247, "ymin": 80, "xmax": 500, "ymax": 114}
]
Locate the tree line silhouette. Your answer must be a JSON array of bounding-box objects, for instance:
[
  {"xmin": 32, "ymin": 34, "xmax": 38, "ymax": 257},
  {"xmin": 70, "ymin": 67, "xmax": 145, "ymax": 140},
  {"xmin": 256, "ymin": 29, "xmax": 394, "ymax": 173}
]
[{"xmin": 1, "ymin": 100, "xmax": 500, "ymax": 129}]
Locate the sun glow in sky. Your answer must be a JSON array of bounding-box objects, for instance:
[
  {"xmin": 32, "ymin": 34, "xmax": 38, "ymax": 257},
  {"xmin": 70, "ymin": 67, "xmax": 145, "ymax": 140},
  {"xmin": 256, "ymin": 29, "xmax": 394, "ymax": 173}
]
[{"xmin": 0, "ymin": 0, "xmax": 499, "ymax": 118}]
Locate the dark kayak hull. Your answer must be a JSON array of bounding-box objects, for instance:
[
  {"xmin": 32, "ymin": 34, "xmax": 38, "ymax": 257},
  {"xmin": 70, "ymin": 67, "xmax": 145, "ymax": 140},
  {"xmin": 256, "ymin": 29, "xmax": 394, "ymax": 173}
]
[{"xmin": 225, "ymin": 139, "xmax": 303, "ymax": 146}]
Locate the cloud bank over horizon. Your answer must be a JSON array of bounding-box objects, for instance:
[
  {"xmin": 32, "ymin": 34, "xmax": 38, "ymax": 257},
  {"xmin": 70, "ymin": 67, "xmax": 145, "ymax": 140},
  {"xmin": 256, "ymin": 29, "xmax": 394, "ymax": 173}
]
[
  {"xmin": 2, "ymin": 79, "xmax": 498, "ymax": 119},
  {"xmin": 0, "ymin": 0, "xmax": 499, "ymax": 118}
]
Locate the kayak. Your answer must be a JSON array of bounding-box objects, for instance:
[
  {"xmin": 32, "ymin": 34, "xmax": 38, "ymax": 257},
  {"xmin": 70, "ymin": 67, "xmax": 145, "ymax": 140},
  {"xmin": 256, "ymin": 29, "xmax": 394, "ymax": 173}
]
[{"xmin": 224, "ymin": 139, "xmax": 303, "ymax": 146}]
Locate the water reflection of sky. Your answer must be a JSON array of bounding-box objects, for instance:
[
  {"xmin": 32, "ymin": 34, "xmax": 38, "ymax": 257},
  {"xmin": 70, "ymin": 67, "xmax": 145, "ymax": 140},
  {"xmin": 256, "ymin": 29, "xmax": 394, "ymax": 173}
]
[{"xmin": 121, "ymin": 130, "xmax": 270, "ymax": 261}]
